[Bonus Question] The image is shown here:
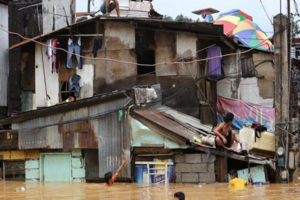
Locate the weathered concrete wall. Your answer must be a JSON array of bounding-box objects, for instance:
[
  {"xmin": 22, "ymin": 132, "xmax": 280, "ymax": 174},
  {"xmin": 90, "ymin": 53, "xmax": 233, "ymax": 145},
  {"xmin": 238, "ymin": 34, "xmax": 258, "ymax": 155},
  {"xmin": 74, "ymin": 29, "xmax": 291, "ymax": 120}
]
[
  {"xmin": 93, "ymin": 21, "xmax": 136, "ymax": 94},
  {"xmin": 155, "ymin": 32, "xmax": 177, "ymax": 76},
  {"xmin": 42, "ymin": 0, "xmax": 74, "ymax": 33},
  {"xmin": 35, "ymin": 44, "xmax": 59, "ymax": 107},
  {"xmin": 175, "ymin": 153, "xmax": 216, "ymax": 184},
  {"xmin": 0, "ymin": 4, "xmax": 8, "ymax": 108},
  {"xmin": 176, "ymin": 32, "xmax": 198, "ymax": 76}
]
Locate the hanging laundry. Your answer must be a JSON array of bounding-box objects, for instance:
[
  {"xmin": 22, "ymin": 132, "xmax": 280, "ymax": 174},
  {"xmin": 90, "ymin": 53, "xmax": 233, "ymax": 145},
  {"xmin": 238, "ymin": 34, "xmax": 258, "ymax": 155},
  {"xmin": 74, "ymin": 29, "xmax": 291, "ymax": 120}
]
[
  {"xmin": 69, "ymin": 74, "xmax": 82, "ymax": 97},
  {"xmin": 52, "ymin": 39, "xmax": 57, "ymax": 73},
  {"xmin": 55, "ymin": 38, "xmax": 68, "ymax": 73},
  {"xmin": 207, "ymin": 46, "xmax": 222, "ymax": 75},
  {"xmin": 67, "ymin": 37, "xmax": 82, "ymax": 69},
  {"xmin": 93, "ymin": 38, "xmax": 102, "ymax": 57}
]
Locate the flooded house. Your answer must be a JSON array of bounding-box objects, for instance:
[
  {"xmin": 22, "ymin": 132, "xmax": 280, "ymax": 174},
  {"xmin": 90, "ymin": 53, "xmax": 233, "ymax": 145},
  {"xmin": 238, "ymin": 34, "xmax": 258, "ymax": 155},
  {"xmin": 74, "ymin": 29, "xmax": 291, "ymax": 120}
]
[{"xmin": 0, "ymin": 7, "xmax": 292, "ymax": 185}]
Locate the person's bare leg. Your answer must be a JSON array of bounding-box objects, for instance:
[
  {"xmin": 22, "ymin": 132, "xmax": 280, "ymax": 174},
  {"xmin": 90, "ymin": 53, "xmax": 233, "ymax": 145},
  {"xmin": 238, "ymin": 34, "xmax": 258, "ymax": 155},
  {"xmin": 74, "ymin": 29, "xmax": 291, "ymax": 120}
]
[
  {"xmin": 216, "ymin": 137, "xmax": 231, "ymax": 151},
  {"xmin": 114, "ymin": 0, "xmax": 120, "ymax": 17}
]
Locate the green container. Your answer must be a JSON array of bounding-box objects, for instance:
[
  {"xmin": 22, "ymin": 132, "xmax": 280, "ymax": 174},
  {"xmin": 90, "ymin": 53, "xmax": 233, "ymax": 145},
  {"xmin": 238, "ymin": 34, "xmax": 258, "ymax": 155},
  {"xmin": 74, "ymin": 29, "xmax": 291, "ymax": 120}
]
[{"xmin": 278, "ymin": 157, "xmax": 285, "ymax": 167}]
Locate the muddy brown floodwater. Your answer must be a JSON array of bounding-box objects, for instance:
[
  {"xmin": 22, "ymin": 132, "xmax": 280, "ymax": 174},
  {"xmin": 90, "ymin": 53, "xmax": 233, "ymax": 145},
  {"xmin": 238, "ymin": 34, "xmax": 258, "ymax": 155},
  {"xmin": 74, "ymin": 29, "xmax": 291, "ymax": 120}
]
[{"xmin": 1, "ymin": 181, "xmax": 300, "ymax": 200}]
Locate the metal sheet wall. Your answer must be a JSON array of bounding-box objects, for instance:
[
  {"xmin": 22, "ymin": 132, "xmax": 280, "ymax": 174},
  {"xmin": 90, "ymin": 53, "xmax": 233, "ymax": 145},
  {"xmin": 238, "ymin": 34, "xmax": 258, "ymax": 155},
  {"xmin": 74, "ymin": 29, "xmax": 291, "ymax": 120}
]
[
  {"xmin": 97, "ymin": 112, "xmax": 131, "ymax": 179},
  {"xmin": 14, "ymin": 97, "xmax": 129, "ymax": 151},
  {"xmin": 0, "ymin": 4, "xmax": 9, "ymax": 107}
]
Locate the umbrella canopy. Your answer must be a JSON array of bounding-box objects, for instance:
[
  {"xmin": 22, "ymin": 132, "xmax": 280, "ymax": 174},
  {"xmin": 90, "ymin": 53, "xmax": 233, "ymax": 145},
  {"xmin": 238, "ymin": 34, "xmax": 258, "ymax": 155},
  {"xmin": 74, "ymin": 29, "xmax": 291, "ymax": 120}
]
[
  {"xmin": 215, "ymin": 15, "xmax": 240, "ymax": 35},
  {"xmin": 232, "ymin": 19, "xmax": 272, "ymax": 51},
  {"xmin": 220, "ymin": 9, "xmax": 252, "ymax": 21}
]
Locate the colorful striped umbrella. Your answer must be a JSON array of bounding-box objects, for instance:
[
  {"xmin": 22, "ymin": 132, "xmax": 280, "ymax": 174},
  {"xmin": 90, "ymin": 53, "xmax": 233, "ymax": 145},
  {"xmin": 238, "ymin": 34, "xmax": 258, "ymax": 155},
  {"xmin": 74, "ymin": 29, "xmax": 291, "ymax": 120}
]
[
  {"xmin": 220, "ymin": 9, "xmax": 252, "ymax": 21},
  {"xmin": 215, "ymin": 15, "xmax": 240, "ymax": 35},
  {"xmin": 232, "ymin": 19, "xmax": 272, "ymax": 51}
]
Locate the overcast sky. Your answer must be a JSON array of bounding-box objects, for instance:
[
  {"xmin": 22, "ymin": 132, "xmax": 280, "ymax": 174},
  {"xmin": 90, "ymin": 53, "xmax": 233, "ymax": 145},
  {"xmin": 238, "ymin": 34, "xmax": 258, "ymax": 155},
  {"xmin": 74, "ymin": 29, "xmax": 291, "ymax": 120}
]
[{"xmin": 76, "ymin": 0, "xmax": 299, "ymax": 37}]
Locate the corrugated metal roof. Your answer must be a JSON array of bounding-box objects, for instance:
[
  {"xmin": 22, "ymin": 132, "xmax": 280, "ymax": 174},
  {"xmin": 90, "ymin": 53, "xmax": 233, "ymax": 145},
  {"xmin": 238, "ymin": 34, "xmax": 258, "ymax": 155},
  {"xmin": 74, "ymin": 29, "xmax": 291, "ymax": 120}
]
[
  {"xmin": 0, "ymin": 91, "xmax": 128, "ymax": 125},
  {"xmin": 8, "ymin": 17, "xmax": 225, "ymax": 50},
  {"xmin": 157, "ymin": 106, "xmax": 213, "ymax": 133},
  {"xmin": 132, "ymin": 110, "xmax": 197, "ymax": 143}
]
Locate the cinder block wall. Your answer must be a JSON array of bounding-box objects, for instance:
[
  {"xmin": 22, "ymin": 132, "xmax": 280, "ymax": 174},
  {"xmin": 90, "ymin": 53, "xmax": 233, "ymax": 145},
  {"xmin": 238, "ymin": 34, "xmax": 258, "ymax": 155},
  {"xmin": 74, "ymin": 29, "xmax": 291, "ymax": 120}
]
[{"xmin": 175, "ymin": 153, "xmax": 216, "ymax": 184}]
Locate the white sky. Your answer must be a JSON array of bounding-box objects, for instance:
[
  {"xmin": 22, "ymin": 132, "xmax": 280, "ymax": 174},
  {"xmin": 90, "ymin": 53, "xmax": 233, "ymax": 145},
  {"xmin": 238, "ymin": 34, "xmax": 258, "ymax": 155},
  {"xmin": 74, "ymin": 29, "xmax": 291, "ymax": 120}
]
[{"xmin": 76, "ymin": 0, "xmax": 300, "ymax": 37}]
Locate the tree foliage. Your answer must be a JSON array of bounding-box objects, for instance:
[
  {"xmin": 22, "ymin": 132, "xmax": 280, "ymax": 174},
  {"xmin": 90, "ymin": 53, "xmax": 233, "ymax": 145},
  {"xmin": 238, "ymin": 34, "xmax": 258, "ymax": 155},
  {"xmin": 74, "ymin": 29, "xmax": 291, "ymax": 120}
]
[{"xmin": 163, "ymin": 14, "xmax": 194, "ymax": 22}]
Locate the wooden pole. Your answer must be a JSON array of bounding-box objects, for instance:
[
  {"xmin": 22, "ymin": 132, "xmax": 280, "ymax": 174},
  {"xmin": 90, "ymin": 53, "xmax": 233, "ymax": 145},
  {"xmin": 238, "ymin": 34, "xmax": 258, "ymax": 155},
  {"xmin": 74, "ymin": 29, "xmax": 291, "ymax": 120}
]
[{"xmin": 274, "ymin": 14, "xmax": 289, "ymax": 182}]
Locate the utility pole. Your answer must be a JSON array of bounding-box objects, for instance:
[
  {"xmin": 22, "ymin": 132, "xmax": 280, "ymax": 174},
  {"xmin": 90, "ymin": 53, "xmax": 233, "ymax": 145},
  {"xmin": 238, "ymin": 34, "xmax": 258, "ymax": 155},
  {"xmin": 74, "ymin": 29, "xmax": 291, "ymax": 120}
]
[
  {"xmin": 274, "ymin": 13, "xmax": 289, "ymax": 182},
  {"xmin": 88, "ymin": 0, "xmax": 91, "ymax": 13}
]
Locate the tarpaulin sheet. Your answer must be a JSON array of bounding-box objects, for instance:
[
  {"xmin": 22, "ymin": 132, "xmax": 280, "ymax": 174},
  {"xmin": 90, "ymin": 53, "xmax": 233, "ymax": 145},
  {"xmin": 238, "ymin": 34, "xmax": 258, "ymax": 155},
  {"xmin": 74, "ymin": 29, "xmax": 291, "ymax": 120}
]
[{"xmin": 217, "ymin": 96, "xmax": 275, "ymax": 132}]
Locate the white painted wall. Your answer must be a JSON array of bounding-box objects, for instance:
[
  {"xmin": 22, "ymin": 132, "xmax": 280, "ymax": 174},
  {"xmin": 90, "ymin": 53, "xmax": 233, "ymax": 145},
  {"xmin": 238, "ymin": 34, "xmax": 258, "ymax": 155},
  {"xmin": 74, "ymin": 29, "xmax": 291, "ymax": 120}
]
[
  {"xmin": 217, "ymin": 77, "xmax": 274, "ymax": 108},
  {"xmin": 35, "ymin": 44, "xmax": 59, "ymax": 107},
  {"xmin": 76, "ymin": 64, "xmax": 94, "ymax": 99},
  {"xmin": 42, "ymin": 0, "xmax": 73, "ymax": 33},
  {"xmin": 238, "ymin": 78, "xmax": 273, "ymax": 107},
  {"xmin": 0, "ymin": 4, "xmax": 8, "ymax": 107}
]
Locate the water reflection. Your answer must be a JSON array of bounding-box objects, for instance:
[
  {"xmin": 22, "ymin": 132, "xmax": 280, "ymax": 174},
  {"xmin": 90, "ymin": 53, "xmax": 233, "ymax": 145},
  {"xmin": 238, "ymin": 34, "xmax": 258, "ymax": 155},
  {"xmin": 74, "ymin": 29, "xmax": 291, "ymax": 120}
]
[{"xmin": 0, "ymin": 181, "xmax": 300, "ymax": 200}]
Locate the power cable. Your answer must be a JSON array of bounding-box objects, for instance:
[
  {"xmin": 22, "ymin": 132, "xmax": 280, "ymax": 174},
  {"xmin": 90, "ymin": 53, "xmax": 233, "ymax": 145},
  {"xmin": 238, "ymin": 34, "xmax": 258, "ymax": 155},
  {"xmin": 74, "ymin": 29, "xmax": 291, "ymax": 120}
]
[{"xmin": 259, "ymin": 0, "xmax": 273, "ymax": 26}]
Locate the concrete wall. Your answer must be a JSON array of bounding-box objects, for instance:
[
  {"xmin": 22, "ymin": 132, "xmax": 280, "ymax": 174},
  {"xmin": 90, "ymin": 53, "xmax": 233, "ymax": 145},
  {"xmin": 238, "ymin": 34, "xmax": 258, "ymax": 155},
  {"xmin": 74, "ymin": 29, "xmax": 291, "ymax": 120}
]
[
  {"xmin": 42, "ymin": 0, "xmax": 74, "ymax": 33},
  {"xmin": 175, "ymin": 153, "xmax": 216, "ymax": 184},
  {"xmin": 176, "ymin": 32, "xmax": 198, "ymax": 76},
  {"xmin": 0, "ymin": 4, "xmax": 8, "ymax": 108}
]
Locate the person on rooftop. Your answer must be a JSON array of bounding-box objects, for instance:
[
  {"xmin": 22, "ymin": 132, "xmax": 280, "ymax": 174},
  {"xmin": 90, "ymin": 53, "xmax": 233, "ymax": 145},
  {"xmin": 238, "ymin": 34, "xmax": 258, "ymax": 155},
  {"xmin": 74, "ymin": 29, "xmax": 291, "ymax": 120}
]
[
  {"xmin": 214, "ymin": 112, "xmax": 240, "ymax": 151},
  {"xmin": 100, "ymin": 0, "xmax": 120, "ymax": 17}
]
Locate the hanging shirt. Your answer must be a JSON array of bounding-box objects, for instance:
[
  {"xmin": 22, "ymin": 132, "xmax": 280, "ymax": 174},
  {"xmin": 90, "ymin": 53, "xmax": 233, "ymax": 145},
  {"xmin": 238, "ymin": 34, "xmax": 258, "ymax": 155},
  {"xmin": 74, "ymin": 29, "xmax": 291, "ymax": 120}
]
[
  {"xmin": 207, "ymin": 46, "xmax": 222, "ymax": 75},
  {"xmin": 52, "ymin": 39, "xmax": 57, "ymax": 73}
]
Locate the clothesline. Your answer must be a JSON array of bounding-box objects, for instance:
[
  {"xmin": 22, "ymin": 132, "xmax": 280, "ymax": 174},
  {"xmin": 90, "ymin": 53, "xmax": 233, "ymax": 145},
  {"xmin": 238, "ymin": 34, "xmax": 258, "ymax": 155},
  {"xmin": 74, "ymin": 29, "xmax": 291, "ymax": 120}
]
[{"xmin": 54, "ymin": 34, "xmax": 104, "ymax": 37}]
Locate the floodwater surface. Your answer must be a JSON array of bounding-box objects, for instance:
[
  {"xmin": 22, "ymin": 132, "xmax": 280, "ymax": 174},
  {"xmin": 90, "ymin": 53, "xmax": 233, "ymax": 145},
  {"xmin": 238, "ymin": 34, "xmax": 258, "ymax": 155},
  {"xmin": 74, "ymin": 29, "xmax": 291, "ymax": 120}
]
[{"xmin": 1, "ymin": 181, "xmax": 300, "ymax": 200}]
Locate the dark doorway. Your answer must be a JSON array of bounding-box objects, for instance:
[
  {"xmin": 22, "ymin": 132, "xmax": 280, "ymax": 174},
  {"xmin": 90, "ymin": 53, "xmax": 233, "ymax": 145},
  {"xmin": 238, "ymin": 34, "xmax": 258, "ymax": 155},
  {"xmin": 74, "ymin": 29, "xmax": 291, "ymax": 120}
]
[{"xmin": 137, "ymin": 50, "xmax": 155, "ymax": 75}]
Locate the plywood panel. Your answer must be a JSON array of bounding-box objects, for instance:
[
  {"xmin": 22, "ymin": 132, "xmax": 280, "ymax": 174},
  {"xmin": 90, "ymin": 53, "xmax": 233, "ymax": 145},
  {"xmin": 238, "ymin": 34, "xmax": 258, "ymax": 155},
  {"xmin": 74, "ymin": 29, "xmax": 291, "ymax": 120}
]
[{"xmin": 35, "ymin": 44, "xmax": 59, "ymax": 107}]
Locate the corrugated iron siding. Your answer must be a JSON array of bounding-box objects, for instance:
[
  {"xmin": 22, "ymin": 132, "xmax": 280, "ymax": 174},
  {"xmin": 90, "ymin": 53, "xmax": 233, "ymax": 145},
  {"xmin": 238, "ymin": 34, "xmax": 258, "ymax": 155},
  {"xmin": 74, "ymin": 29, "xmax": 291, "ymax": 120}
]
[
  {"xmin": 14, "ymin": 97, "xmax": 129, "ymax": 151},
  {"xmin": 96, "ymin": 112, "xmax": 131, "ymax": 179}
]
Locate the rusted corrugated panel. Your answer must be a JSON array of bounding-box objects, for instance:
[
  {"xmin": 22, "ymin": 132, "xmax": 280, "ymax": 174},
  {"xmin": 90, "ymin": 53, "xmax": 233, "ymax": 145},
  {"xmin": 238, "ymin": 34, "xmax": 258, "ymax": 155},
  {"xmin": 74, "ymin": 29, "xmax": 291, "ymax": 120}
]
[
  {"xmin": 97, "ymin": 112, "xmax": 131, "ymax": 179},
  {"xmin": 16, "ymin": 96, "xmax": 129, "ymax": 150},
  {"xmin": 87, "ymin": 97, "xmax": 130, "ymax": 179}
]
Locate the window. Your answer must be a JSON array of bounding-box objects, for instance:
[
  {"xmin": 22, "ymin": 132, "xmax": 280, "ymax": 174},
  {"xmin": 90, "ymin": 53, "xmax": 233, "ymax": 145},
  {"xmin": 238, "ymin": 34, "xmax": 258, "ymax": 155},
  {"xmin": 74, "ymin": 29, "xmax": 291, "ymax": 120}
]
[{"xmin": 60, "ymin": 81, "xmax": 76, "ymax": 102}]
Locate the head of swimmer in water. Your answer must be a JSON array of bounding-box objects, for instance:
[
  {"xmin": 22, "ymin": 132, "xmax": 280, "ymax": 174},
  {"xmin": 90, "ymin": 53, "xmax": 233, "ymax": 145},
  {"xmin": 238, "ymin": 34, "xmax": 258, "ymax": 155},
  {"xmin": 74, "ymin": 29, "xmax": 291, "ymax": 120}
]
[
  {"xmin": 105, "ymin": 172, "xmax": 113, "ymax": 185},
  {"xmin": 174, "ymin": 192, "xmax": 185, "ymax": 200},
  {"xmin": 229, "ymin": 169, "xmax": 238, "ymax": 179}
]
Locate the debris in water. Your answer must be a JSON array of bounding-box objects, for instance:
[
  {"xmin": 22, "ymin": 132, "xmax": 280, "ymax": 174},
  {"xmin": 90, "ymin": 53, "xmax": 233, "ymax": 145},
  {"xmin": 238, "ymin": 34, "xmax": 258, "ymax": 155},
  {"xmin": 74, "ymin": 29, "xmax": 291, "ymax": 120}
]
[{"xmin": 16, "ymin": 187, "xmax": 26, "ymax": 191}]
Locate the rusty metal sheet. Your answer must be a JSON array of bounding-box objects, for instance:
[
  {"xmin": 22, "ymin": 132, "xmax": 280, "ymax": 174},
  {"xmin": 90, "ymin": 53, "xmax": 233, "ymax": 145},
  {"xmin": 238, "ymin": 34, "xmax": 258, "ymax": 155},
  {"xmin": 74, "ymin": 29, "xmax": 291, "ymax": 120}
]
[
  {"xmin": 16, "ymin": 95, "xmax": 129, "ymax": 150},
  {"xmin": 97, "ymin": 111, "xmax": 131, "ymax": 179}
]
